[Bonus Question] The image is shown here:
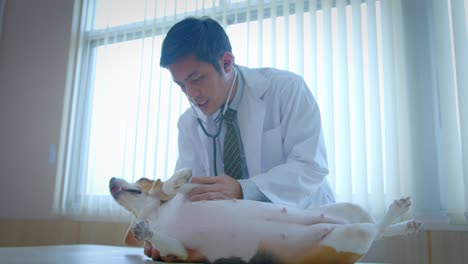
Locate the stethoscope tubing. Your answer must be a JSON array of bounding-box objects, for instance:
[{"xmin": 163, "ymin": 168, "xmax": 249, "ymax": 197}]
[
  {"xmin": 188, "ymin": 68, "xmax": 238, "ymax": 176},
  {"xmin": 196, "ymin": 116, "xmax": 223, "ymax": 175}
]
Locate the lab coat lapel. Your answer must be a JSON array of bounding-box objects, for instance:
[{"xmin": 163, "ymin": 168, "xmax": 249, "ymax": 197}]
[
  {"xmin": 237, "ymin": 67, "xmax": 267, "ymax": 177},
  {"xmin": 238, "ymin": 97, "xmax": 264, "ymax": 176}
]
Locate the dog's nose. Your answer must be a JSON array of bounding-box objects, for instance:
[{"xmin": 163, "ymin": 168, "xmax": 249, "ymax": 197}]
[{"xmin": 109, "ymin": 177, "xmax": 118, "ymax": 189}]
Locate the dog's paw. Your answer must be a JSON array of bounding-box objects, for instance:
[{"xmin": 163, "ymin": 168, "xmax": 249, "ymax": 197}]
[
  {"xmin": 406, "ymin": 220, "xmax": 422, "ymax": 234},
  {"xmin": 388, "ymin": 197, "xmax": 411, "ymax": 218},
  {"xmin": 132, "ymin": 220, "xmax": 153, "ymax": 241},
  {"xmin": 378, "ymin": 197, "xmax": 413, "ymax": 233}
]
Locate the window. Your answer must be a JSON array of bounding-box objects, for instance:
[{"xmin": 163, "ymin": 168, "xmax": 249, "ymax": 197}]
[{"xmin": 55, "ymin": 0, "xmax": 468, "ymax": 227}]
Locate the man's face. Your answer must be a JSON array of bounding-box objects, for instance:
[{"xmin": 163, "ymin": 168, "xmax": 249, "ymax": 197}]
[{"xmin": 168, "ymin": 54, "xmax": 233, "ymax": 116}]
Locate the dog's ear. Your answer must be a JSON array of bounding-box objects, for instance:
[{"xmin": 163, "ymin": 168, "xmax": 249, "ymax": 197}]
[
  {"xmin": 151, "ymin": 179, "xmax": 176, "ymax": 201},
  {"xmin": 152, "ymin": 179, "xmax": 163, "ymax": 191},
  {"xmin": 136, "ymin": 178, "xmax": 156, "ymax": 193}
]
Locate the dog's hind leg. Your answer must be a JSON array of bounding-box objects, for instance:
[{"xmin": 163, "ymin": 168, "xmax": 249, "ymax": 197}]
[
  {"xmin": 381, "ymin": 220, "xmax": 422, "ymax": 237},
  {"xmin": 377, "ymin": 197, "xmax": 411, "ymax": 233},
  {"xmin": 291, "ymin": 223, "xmax": 376, "ymax": 264},
  {"xmin": 315, "ymin": 203, "xmax": 375, "ymax": 224},
  {"xmin": 320, "ymin": 223, "xmax": 377, "ymax": 255}
]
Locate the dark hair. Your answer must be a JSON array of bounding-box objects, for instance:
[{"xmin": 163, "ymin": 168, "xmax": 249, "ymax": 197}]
[{"xmin": 160, "ymin": 16, "xmax": 232, "ymax": 73}]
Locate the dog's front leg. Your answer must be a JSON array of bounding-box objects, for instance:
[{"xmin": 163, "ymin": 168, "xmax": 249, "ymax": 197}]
[
  {"xmin": 132, "ymin": 220, "xmax": 188, "ymax": 260},
  {"xmin": 162, "ymin": 168, "xmax": 194, "ymax": 195}
]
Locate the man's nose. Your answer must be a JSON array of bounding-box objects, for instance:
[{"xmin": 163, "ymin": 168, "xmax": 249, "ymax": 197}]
[{"xmin": 185, "ymin": 84, "xmax": 200, "ymax": 98}]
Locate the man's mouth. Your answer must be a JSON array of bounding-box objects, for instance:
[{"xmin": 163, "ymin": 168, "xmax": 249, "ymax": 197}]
[
  {"xmin": 190, "ymin": 97, "xmax": 208, "ymax": 108},
  {"xmin": 195, "ymin": 100, "xmax": 208, "ymax": 108}
]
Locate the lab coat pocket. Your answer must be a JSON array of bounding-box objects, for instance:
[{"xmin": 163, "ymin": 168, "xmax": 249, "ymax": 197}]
[{"xmin": 261, "ymin": 126, "xmax": 284, "ymax": 172}]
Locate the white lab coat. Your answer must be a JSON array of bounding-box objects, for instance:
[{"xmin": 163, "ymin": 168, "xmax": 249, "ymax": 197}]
[{"xmin": 175, "ymin": 66, "xmax": 335, "ymax": 209}]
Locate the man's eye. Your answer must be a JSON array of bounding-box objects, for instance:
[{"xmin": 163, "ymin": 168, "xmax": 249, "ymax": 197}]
[{"xmin": 191, "ymin": 76, "xmax": 204, "ymax": 84}]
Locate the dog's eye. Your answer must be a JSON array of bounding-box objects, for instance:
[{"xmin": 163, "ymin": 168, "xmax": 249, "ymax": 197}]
[{"xmin": 126, "ymin": 189, "xmax": 142, "ymax": 194}]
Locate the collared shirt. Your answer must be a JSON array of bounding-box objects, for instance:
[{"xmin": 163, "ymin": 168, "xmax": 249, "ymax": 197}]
[{"xmin": 210, "ymin": 67, "xmax": 270, "ymax": 202}]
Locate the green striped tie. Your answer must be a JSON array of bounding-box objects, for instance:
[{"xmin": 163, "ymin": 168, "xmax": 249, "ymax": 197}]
[{"xmin": 223, "ymin": 108, "xmax": 242, "ymax": 179}]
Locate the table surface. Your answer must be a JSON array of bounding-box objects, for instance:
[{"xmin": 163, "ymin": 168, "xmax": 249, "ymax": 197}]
[{"xmin": 0, "ymin": 244, "xmax": 386, "ymax": 264}]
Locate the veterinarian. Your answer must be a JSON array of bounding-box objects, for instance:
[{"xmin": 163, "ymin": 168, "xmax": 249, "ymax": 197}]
[{"xmin": 145, "ymin": 16, "xmax": 335, "ymax": 261}]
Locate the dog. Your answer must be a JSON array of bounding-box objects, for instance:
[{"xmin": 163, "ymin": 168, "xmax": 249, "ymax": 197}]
[{"xmin": 109, "ymin": 168, "xmax": 421, "ymax": 263}]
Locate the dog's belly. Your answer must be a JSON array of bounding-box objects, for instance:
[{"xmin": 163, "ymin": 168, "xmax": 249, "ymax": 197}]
[
  {"xmin": 154, "ymin": 197, "xmax": 342, "ymax": 262},
  {"xmin": 167, "ymin": 215, "xmax": 336, "ymax": 262}
]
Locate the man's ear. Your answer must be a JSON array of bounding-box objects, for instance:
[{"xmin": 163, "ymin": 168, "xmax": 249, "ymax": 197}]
[{"xmin": 221, "ymin": 51, "xmax": 235, "ymax": 73}]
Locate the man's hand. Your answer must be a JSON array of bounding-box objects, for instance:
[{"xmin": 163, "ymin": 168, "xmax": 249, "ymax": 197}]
[
  {"xmin": 144, "ymin": 241, "xmax": 205, "ymax": 262},
  {"xmin": 144, "ymin": 242, "xmax": 163, "ymax": 261},
  {"xmin": 187, "ymin": 174, "xmax": 243, "ymax": 201}
]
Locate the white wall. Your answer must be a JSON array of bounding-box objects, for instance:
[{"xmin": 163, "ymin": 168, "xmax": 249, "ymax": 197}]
[{"xmin": 0, "ymin": 0, "xmax": 74, "ymax": 219}]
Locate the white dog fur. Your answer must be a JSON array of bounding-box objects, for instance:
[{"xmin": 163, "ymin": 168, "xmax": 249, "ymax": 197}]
[{"xmin": 109, "ymin": 168, "xmax": 421, "ymax": 263}]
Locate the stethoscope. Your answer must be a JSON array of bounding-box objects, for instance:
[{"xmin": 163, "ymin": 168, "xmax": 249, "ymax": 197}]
[{"xmin": 187, "ymin": 68, "xmax": 238, "ymax": 176}]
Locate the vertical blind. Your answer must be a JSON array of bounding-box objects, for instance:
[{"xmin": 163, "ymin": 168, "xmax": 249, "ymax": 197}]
[
  {"xmin": 55, "ymin": 0, "xmax": 468, "ymax": 225},
  {"xmin": 432, "ymin": 0, "xmax": 468, "ymax": 224}
]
